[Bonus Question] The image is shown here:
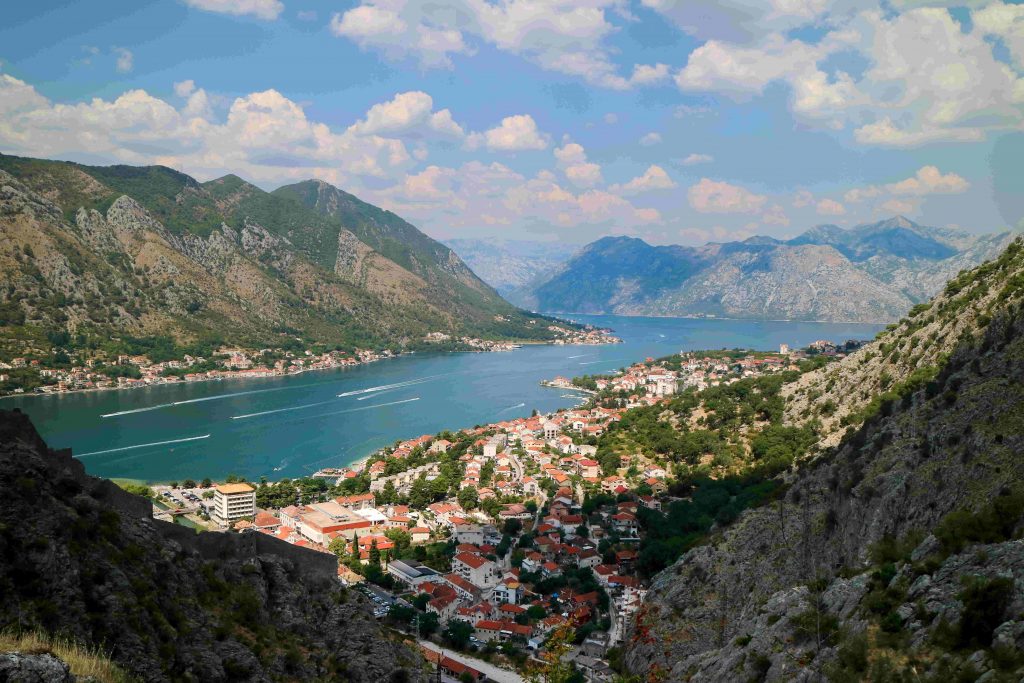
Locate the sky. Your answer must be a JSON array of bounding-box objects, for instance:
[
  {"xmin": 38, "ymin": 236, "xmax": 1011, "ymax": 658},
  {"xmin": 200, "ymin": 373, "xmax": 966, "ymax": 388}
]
[{"xmin": 1, "ymin": 0, "xmax": 1022, "ymax": 246}]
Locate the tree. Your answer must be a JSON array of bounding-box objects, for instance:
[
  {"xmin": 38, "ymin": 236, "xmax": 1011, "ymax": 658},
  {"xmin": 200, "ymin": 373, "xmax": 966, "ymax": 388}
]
[
  {"xmin": 328, "ymin": 537, "xmax": 349, "ymax": 560},
  {"xmin": 369, "ymin": 538, "xmax": 381, "ymax": 566},
  {"xmin": 503, "ymin": 518, "xmax": 523, "ymax": 536},
  {"xmin": 457, "ymin": 485, "xmax": 479, "ymax": 511},
  {"xmin": 527, "ymin": 605, "xmax": 547, "ymax": 621},
  {"xmin": 182, "ymin": 479, "xmax": 197, "ymax": 489},
  {"xmin": 525, "ymin": 624, "xmax": 577, "ymax": 683},
  {"xmin": 201, "ymin": 477, "xmax": 212, "ymax": 488},
  {"xmin": 412, "ymin": 593, "xmax": 430, "ymax": 611},
  {"xmin": 417, "ymin": 612, "xmax": 439, "ymax": 636},
  {"xmin": 443, "ymin": 619, "xmax": 474, "ymax": 648}
]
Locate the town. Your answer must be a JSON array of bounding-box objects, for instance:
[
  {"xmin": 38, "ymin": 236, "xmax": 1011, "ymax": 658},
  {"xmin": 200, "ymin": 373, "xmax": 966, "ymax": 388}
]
[
  {"xmin": 0, "ymin": 323, "xmax": 619, "ymax": 397},
  {"xmin": 144, "ymin": 339, "xmax": 860, "ymax": 681}
]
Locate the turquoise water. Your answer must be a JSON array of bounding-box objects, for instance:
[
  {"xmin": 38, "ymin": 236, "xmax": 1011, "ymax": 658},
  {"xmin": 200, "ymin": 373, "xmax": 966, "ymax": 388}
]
[{"xmin": 4, "ymin": 315, "xmax": 883, "ymax": 483}]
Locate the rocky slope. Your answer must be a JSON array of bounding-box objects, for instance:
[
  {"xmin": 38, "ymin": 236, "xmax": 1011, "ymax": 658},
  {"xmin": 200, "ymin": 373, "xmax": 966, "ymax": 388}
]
[
  {"xmin": 518, "ymin": 217, "xmax": 1015, "ymax": 322},
  {"xmin": 0, "ymin": 408, "xmax": 425, "ymax": 682},
  {"xmin": 624, "ymin": 239, "xmax": 1024, "ymax": 681},
  {"xmin": 0, "ymin": 154, "xmax": 564, "ymax": 358}
]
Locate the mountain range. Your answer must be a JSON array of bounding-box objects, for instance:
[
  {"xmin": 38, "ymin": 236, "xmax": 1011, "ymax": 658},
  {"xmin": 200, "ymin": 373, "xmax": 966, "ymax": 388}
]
[
  {"xmin": 0, "ymin": 154, "xmax": 566, "ymax": 359},
  {"xmin": 442, "ymin": 238, "xmax": 579, "ymax": 296},
  {"xmin": 449, "ymin": 218, "xmax": 1015, "ymax": 323}
]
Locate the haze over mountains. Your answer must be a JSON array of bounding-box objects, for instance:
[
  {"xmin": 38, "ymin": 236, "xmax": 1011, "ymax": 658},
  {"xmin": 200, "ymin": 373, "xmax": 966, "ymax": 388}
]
[
  {"xmin": 0, "ymin": 154, "xmax": 567, "ymax": 355},
  {"xmin": 450, "ymin": 218, "xmax": 1015, "ymax": 323}
]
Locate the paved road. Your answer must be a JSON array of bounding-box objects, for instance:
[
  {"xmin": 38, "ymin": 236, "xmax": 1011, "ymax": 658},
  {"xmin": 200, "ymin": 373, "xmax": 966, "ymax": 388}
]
[{"xmin": 418, "ymin": 640, "xmax": 525, "ymax": 683}]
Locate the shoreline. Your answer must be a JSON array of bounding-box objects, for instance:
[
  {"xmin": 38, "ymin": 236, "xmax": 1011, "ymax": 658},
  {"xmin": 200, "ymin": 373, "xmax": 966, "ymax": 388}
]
[{"xmin": 2, "ymin": 336, "xmax": 621, "ymax": 403}]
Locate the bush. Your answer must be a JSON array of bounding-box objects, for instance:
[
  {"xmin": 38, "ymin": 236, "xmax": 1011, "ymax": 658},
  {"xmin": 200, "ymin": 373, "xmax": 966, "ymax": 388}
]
[{"xmin": 957, "ymin": 577, "xmax": 1014, "ymax": 649}]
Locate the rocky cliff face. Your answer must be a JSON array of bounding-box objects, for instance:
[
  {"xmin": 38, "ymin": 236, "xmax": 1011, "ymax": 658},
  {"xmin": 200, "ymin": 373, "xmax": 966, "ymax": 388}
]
[
  {"xmin": 518, "ymin": 218, "xmax": 1015, "ymax": 322},
  {"xmin": 0, "ymin": 409, "xmax": 425, "ymax": 683},
  {"xmin": 624, "ymin": 240, "xmax": 1024, "ymax": 681}
]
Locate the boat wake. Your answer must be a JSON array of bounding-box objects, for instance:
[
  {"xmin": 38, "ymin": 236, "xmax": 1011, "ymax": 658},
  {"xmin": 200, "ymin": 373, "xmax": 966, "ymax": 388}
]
[
  {"xmin": 337, "ymin": 376, "xmax": 435, "ymax": 398},
  {"xmin": 75, "ymin": 434, "xmax": 211, "ymax": 458},
  {"xmin": 101, "ymin": 404, "xmax": 174, "ymax": 418},
  {"xmin": 499, "ymin": 402, "xmax": 526, "ymax": 413},
  {"xmin": 230, "ymin": 397, "xmax": 339, "ymax": 421},
  {"xmin": 579, "ymin": 358, "xmax": 626, "ymax": 365},
  {"xmin": 567, "ymin": 354, "xmax": 593, "ymax": 359}
]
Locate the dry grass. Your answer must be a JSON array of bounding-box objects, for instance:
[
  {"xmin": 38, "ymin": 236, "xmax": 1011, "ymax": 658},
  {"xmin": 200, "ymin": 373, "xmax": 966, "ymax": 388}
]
[{"xmin": 0, "ymin": 630, "xmax": 136, "ymax": 683}]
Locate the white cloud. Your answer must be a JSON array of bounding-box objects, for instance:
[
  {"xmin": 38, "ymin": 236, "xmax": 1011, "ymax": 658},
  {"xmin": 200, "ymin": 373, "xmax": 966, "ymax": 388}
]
[
  {"xmin": 470, "ymin": 114, "xmax": 549, "ymax": 152},
  {"xmin": 553, "ymin": 142, "xmax": 602, "ymax": 188},
  {"xmin": 329, "ymin": 5, "xmax": 469, "ymax": 69},
  {"xmin": 611, "ymin": 165, "xmax": 677, "ymax": 195},
  {"xmin": 639, "ymin": 132, "xmax": 662, "ymax": 146},
  {"xmin": 680, "ymin": 153, "xmax": 712, "ymax": 165},
  {"xmin": 184, "ymin": 0, "xmax": 284, "ymax": 20},
  {"xmin": 629, "ymin": 63, "xmax": 671, "ymax": 86},
  {"xmin": 347, "ymin": 91, "xmax": 465, "ymax": 141},
  {"xmin": 670, "ymin": 6, "xmax": 1024, "ymax": 147},
  {"xmin": 973, "ymin": 2, "xmax": 1024, "ymax": 69},
  {"xmin": 173, "ymin": 80, "xmax": 196, "ymax": 97},
  {"xmin": 0, "ymin": 74, "xmax": 420, "ymax": 188},
  {"xmin": 329, "ymin": 0, "xmax": 665, "ymax": 89},
  {"xmin": 114, "ymin": 48, "xmax": 133, "ymax": 73},
  {"xmin": 884, "ymin": 165, "xmax": 969, "ymax": 196},
  {"xmin": 792, "ymin": 189, "xmax": 814, "ymax": 207},
  {"xmin": 297, "ymin": 9, "xmax": 317, "ymax": 21},
  {"xmin": 816, "ymin": 198, "xmax": 846, "ymax": 215},
  {"xmin": 603, "ymin": 113, "xmax": 618, "ymax": 124},
  {"xmin": 688, "ymin": 178, "xmax": 767, "ymax": 214},
  {"xmin": 839, "ymin": 165, "xmax": 969, "ymax": 217}
]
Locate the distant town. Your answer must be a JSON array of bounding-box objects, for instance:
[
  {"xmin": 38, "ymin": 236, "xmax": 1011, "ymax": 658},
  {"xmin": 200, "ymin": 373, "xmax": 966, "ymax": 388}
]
[
  {"xmin": 0, "ymin": 323, "xmax": 619, "ymax": 398},
  {"xmin": 145, "ymin": 336, "xmax": 866, "ymax": 681}
]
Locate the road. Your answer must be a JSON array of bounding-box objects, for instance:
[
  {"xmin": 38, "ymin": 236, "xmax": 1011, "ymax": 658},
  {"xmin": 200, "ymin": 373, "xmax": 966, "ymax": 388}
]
[{"xmin": 418, "ymin": 640, "xmax": 525, "ymax": 683}]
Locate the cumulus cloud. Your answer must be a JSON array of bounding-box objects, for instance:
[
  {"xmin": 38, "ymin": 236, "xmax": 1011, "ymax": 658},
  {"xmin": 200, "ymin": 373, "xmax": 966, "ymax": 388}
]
[
  {"xmin": 184, "ymin": 0, "xmax": 284, "ymax": 20},
  {"xmin": 468, "ymin": 114, "xmax": 548, "ymax": 152},
  {"xmin": 329, "ymin": 0, "xmax": 668, "ymax": 89},
  {"xmin": 670, "ymin": 6, "xmax": 1024, "ymax": 147},
  {"xmin": 0, "ymin": 73, "xmax": 429, "ymax": 188},
  {"xmin": 553, "ymin": 142, "xmax": 602, "ymax": 188},
  {"xmin": 348, "ymin": 91, "xmax": 465, "ymax": 139},
  {"xmin": 329, "ymin": 4, "xmax": 468, "ymax": 68},
  {"xmin": 639, "ymin": 132, "xmax": 662, "ymax": 146},
  {"xmin": 680, "ymin": 153, "xmax": 712, "ymax": 165},
  {"xmin": 884, "ymin": 165, "xmax": 969, "ymax": 196},
  {"xmin": 816, "ymin": 198, "xmax": 846, "ymax": 215},
  {"xmin": 688, "ymin": 178, "xmax": 767, "ymax": 214},
  {"xmin": 843, "ymin": 166, "xmax": 970, "ymax": 212},
  {"xmin": 611, "ymin": 165, "xmax": 677, "ymax": 195},
  {"xmin": 173, "ymin": 80, "xmax": 196, "ymax": 97}
]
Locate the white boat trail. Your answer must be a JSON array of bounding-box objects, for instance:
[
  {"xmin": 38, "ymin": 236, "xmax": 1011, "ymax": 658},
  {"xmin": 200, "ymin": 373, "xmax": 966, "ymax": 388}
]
[
  {"xmin": 230, "ymin": 398, "xmax": 339, "ymax": 420},
  {"xmin": 499, "ymin": 402, "xmax": 526, "ymax": 413},
  {"xmin": 337, "ymin": 376, "xmax": 436, "ymax": 397},
  {"xmin": 75, "ymin": 434, "xmax": 210, "ymax": 458},
  {"xmin": 101, "ymin": 403, "xmax": 174, "ymax": 418},
  {"xmin": 567, "ymin": 354, "xmax": 593, "ymax": 359},
  {"xmin": 296, "ymin": 397, "xmax": 420, "ymax": 422},
  {"xmin": 579, "ymin": 358, "xmax": 627, "ymax": 365}
]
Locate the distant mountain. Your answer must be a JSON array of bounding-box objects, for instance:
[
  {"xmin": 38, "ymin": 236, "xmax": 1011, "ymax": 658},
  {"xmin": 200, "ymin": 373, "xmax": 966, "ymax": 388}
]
[
  {"xmin": 0, "ymin": 154, "xmax": 569, "ymax": 361},
  {"xmin": 518, "ymin": 217, "xmax": 1016, "ymax": 322},
  {"xmin": 444, "ymin": 238, "xmax": 578, "ymax": 296}
]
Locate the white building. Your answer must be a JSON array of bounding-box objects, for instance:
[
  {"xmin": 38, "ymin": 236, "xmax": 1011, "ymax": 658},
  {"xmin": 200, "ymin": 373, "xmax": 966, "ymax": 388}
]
[{"xmin": 212, "ymin": 483, "xmax": 256, "ymax": 524}]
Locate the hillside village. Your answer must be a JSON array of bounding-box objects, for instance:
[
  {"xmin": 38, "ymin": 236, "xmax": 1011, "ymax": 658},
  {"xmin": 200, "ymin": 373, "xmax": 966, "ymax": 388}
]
[{"xmin": 147, "ymin": 338, "xmax": 857, "ymax": 680}]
